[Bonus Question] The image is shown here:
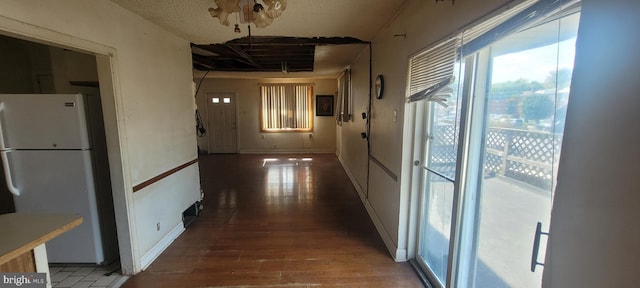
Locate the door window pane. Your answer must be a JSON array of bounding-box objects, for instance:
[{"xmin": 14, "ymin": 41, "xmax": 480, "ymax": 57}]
[
  {"xmin": 424, "ymin": 62, "xmax": 464, "ymax": 180},
  {"xmin": 469, "ymin": 12, "xmax": 580, "ymax": 288},
  {"xmin": 418, "ymin": 172, "xmax": 455, "ymax": 285}
]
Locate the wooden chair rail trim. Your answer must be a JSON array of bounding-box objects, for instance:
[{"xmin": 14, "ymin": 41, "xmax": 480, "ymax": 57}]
[{"xmin": 132, "ymin": 159, "xmax": 199, "ymax": 193}]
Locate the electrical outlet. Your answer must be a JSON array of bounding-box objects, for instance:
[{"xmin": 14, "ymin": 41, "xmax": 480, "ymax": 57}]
[{"xmin": 156, "ymin": 222, "xmax": 160, "ymax": 231}]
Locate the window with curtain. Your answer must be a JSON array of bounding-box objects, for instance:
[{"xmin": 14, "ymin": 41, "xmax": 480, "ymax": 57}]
[{"xmin": 260, "ymin": 84, "xmax": 313, "ymax": 132}]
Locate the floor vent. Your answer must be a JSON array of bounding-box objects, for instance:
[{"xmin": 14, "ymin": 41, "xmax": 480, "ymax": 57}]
[{"xmin": 182, "ymin": 201, "xmax": 202, "ymax": 228}]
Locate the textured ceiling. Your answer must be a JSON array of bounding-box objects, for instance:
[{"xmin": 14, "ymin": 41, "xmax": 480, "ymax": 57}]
[{"xmin": 110, "ymin": 0, "xmax": 407, "ymax": 77}]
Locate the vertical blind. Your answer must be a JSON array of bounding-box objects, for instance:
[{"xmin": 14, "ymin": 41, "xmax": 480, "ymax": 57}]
[
  {"xmin": 407, "ymin": 0, "xmax": 572, "ymax": 104},
  {"xmin": 260, "ymin": 84, "xmax": 312, "ymax": 131}
]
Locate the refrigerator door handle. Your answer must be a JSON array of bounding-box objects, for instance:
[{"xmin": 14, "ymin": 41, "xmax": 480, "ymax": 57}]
[{"xmin": 1, "ymin": 151, "xmax": 20, "ymax": 196}]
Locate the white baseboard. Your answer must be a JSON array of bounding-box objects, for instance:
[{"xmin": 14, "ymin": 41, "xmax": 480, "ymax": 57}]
[
  {"xmin": 139, "ymin": 223, "xmax": 184, "ymax": 271},
  {"xmin": 362, "ymin": 196, "xmax": 407, "ymax": 262},
  {"xmin": 337, "ymin": 155, "xmax": 366, "ymax": 201},
  {"xmin": 337, "ymin": 155, "xmax": 406, "ymax": 262}
]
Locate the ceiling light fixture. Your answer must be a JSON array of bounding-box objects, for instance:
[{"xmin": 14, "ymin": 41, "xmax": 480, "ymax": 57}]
[{"xmin": 208, "ymin": 0, "xmax": 287, "ymax": 30}]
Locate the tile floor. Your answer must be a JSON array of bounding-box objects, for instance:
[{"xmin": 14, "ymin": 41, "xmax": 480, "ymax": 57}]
[{"xmin": 49, "ymin": 264, "xmax": 128, "ymax": 288}]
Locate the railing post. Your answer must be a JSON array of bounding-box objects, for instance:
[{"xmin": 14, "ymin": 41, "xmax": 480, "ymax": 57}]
[{"xmin": 500, "ymin": 129, "xmax": 510, "ymax": 176}]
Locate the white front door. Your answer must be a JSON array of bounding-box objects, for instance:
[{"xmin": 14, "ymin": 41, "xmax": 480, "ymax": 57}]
[{"xmin": 207, "ymin": 93, "xmax": 237, "ymax": 154}]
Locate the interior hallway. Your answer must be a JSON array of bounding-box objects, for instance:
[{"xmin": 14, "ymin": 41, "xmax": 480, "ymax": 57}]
[{"xmin": 122, "ymin": 154, "xmax": 422, "ymax": 287}]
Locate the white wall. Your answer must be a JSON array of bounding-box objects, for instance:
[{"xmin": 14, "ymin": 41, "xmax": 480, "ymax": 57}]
[
  {"xmin": 0, "ymin": 0, "xmax": 200, "ymax": 274},
  {"xmin": 196, "ymin": 77, "xmax": 337, "ymax": 154},
  {"xmin": 338, "ymin": 0, "xmax": 512, "ymax": 260},
  {"xmin": 337, "ymin": 52, "xmax": 370, "ymax": 194},
  {"xmin": 542, "ymin": 0, "xmax": 640, "ymax": 286}
]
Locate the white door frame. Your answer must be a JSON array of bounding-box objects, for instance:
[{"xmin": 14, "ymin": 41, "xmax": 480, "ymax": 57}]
[{"xmin": 0, "ymin": 16, "xmax": 138, "ymax": 273}]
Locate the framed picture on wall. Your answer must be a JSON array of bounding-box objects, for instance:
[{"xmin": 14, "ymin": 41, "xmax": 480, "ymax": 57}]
[{"xmin": 316, "ymin": 95, "xmax": 334, "ymax": 116}]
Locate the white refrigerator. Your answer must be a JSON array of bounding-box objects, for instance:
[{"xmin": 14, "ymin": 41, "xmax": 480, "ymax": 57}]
[{"xmin": 0, "ymin": 93, "xmax": 108, "ymax": 264}]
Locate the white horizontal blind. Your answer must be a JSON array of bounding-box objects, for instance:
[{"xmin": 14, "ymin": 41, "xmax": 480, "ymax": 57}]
[
  {"xmin": 260, "ymin": 84, "xmax": 312, "ymax": 131},
  {"xmin": 461, "ymin": 0, "xmax": 537, "ymax": 47},
  {"xmin": 408, "ymin": 0, "xmax": 540, "ymax": 104},
  {"xmin": 459, "ymin": 0, "xmax": 550, "ymax": 55},
  {"xmin": 408, "ymin": 36, "xmax": 460, "ymax": 102}
]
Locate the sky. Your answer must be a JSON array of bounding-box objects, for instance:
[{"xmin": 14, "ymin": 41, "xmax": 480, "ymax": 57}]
[{"xmin": 491, "ymin": 38, "xmax": 577, "ymax": 84}]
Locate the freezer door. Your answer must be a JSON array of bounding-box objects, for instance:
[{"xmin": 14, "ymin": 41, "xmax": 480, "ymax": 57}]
[
  {"xmin": 0, "ymin": 94, "xmax": 90, "ymax": 150},
  {"xmin": 10, "ymin": 150, "xmax": 105, "ymax": 264}
]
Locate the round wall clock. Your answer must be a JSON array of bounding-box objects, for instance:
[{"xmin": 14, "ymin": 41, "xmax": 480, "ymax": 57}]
[{"xmin": 375, "ymin": 75, "xmax": 384, "ymax": 99}]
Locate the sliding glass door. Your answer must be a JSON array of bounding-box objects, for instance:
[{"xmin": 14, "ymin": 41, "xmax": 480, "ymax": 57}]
[
  {"xmin": 414, "ymin": 6, "xmax": 581, "ymax": 288},
  {"xmin": 468, "ymin": 13, "xmax": 580, "ymax": 287}
]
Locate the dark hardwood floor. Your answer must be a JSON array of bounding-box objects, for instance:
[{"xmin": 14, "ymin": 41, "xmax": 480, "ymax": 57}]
[{"xmin": 122, "ymin": 154, "xmax": 423, "ymax": 287}]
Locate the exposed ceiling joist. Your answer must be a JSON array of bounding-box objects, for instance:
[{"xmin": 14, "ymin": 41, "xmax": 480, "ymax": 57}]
[
  {"xmin": 192, "ymin": 36, "xmax": 369, "ymax": 73},
  {"xmin": 227, "ymin": 36, "xmax": 370, "ymax": 46}
]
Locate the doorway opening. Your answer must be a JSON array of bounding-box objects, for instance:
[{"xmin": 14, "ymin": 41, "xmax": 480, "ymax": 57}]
[{"xmin": 0, "ymin": 33, "xmax": 127, "ymax": 284}]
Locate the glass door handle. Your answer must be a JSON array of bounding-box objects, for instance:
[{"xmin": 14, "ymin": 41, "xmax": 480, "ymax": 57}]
[{"xmin": 531, "ymin": 221, "xmax": 549, "ymax": 272}]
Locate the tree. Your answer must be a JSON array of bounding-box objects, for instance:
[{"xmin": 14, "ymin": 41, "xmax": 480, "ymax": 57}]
[
  {"xmin": 506, "ymin": 96, "xmax": 521, "ymax": 117},
  {"xmin": 544, "ymin": 68, "xmax": 573, "ymax": 89},
  {"xmin": 490, "ymin": 79, "xmax": 545, "ymax": 100},
  {"xmin": 521, "ymin": 94, "xmax": 554, "ymax": 123}
]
